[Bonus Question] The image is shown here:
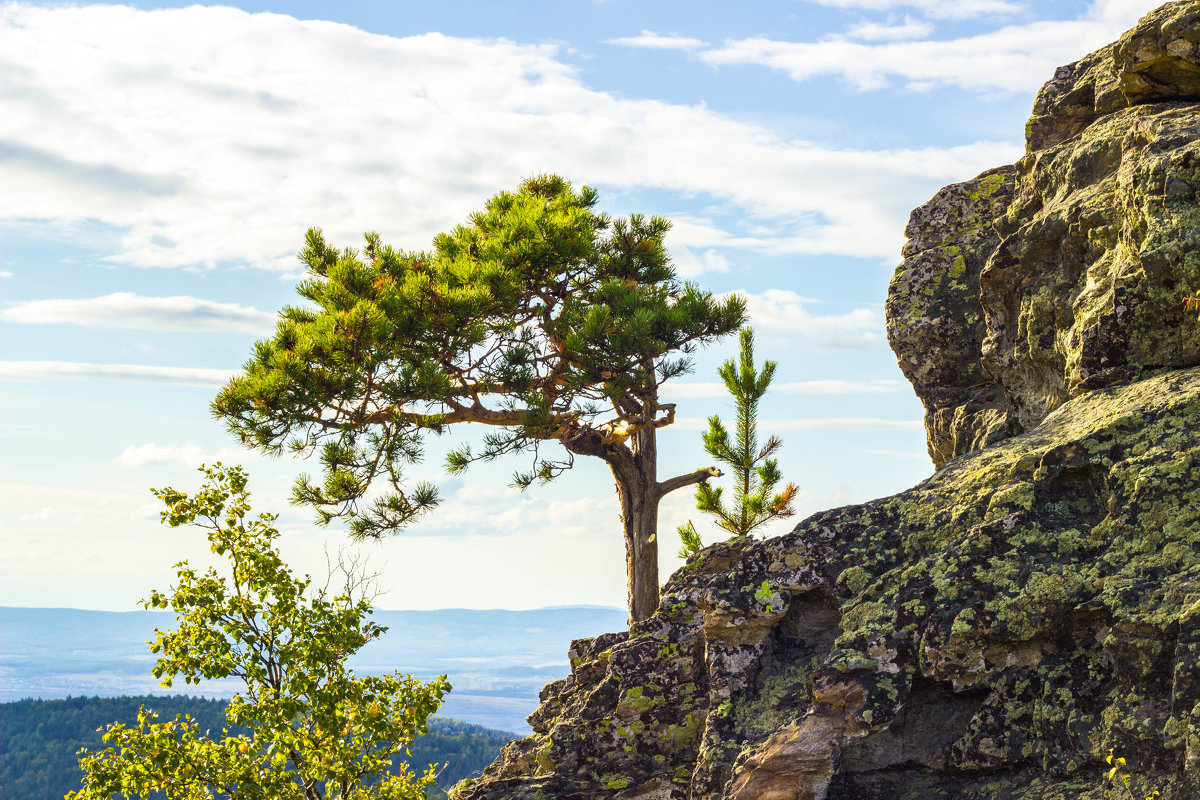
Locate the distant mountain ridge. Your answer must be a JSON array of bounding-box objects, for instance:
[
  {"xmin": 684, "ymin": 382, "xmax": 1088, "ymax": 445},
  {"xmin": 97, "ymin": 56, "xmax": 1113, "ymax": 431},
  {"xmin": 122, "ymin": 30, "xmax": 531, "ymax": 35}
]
[{"xmin": 0, "ymin": 605, "xmax": 626, "ymax": 733}]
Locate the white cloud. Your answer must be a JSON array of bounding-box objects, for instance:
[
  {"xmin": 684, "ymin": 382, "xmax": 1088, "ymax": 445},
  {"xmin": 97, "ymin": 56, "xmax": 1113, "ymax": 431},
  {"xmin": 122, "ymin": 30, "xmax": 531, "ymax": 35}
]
[
  {"xmin": 665, "ymin": 214, "xmax": 892, "ymax": 261},
  {"xmin": 666, "ymin": 216, "xmax": 782, "ymax": 255},
  {"xmin": 0, "ymin": 480, "xmax": 266, "ymax": 610},
  {"xmin": 671, "ymin": 246, "xmax": 731, "ymax": 277},
  {"xmin": 417, "ymin": 483, "xmax": 619, "ymax": 539},
  {"xmin": 605, "ymin": 30, "xmax": 707, "ymax": 50},
  {"xmin": 703, "ymin": 0, "xmax": 1159, "ymax": 91},
  {"xmin": 676, "ymin": 416, "xmax": 922, "ymax": 430},
  {"xmin": 0, "ymin": 361, "xmax": 235, "ymax": 386},
  {"xmin": 731, "ymin": 289, "xmax": 885, "ymax": 349},
  {"xmin": 0, "ymin": 269, "xmax": 13, "ymax": 278},
  {"xmin": 845, "ymin": 18, "xmax": 936, "ymax": 41},
  {"xmin": 115, "ymin": 442, "xmax": 245, "ymax": 468},
  {"xmin": 775, "ymin": 379, "xmax": 907, "ymax": 393},
  {"xmin": 1, "ymin": 292, "xmax": 276, "ymax": 333},
  {"xmin": 807, "ymin": 0, "xmax": 1023, "ymax": 19},
  {"xmin": 0, "ymin": 3, "xmax": 1016, "ymax": 270},
  {"xmin": 665, "ymin": 378, "xmax": 908, "ymax": 398}
]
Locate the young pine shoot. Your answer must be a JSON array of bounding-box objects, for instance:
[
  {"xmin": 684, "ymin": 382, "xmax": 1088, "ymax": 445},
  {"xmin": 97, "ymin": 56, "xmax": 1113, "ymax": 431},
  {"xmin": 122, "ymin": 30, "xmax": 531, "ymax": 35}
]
[{"xmin": 677, "ymin": 327, "xmax": 798, "ymax": 558}]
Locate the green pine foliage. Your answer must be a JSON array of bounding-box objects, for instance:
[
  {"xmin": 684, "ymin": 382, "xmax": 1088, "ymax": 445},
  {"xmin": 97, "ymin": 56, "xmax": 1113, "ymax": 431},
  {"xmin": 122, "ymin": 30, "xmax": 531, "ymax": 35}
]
[
  {"xmin": 213, "ymin": 174, "xmax": 744, "ymax": 621},
  {"xmin": 67, "ymin": 464, "xmax": 451, "ymax": 800},
  {"xmin": 675, "ymin": 520, "xmax": 704, "ymax": 559},
  {"xmin": 213, "ymin": 175, "xmax": 743, "ymax": 537},
  {"xmin": 0, "ymin": 696, "xmax": 513, "ymax": 800},
  {"xmin": 678, "ymin": 327, "xmax": 798, "ymax": 556}
]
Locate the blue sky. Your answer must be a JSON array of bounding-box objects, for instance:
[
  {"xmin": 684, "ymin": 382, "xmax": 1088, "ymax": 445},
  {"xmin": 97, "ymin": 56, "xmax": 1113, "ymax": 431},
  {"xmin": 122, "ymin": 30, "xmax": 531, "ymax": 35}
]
[{"xmin": 0, "ymin": 0, "xmax": 1159, "ymax": 611}]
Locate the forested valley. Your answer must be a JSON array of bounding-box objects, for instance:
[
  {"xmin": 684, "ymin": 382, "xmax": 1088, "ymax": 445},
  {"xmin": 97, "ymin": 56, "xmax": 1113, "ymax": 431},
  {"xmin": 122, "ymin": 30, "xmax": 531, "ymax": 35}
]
[{"xmin": 0, "ymin": 696, "xmax": 514, "ymax": 800}]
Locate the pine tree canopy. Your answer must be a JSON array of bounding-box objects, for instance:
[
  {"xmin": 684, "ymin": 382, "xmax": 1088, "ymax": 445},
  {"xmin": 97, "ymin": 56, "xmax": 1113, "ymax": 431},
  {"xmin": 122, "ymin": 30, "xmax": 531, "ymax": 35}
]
[{"xmin": 213, "ymin": 175, "xmax": 746, "ymax": 538}]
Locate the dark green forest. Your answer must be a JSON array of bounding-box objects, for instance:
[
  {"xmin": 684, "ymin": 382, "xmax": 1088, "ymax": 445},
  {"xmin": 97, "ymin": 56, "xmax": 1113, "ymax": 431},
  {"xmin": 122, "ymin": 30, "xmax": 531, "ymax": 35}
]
[{"xmin": 0, "ymin": 696, "xmax": 515, "ymax": 800}]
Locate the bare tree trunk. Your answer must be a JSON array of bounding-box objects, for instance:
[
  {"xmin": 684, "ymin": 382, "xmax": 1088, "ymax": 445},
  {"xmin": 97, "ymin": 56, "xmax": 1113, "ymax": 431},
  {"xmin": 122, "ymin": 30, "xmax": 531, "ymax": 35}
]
[
  {"xmin": 611, "ymin": 426, "xmax": 658, "ymax": 624},
  {"xmin": 611, "ymin": 427, "xmax": 722, "ymax": 624},
  {"xmin": 559, "ymin": 392, "xmax": 724, "ymax": 625}
]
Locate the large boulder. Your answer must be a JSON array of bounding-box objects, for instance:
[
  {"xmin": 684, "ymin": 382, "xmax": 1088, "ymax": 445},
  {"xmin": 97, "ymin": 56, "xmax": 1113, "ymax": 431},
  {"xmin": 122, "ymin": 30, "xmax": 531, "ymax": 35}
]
[
  {"xmin": 452, "ymin": 4, "xmax": 1200, "ymax": 799},
  {"xmin": 888, "ymin": 0, "xmax": 1200, "ymax": 467}
]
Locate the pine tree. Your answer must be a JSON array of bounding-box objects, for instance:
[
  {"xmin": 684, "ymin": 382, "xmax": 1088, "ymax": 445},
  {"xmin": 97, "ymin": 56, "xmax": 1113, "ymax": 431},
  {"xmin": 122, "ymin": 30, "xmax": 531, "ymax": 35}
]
[
  {"xmin": 677, "ymin": 327, "xmax": 798, "ymax": 556},
  {"xmin": 213, "ymin": 175, "xmax": 745, "ymax": 622}
]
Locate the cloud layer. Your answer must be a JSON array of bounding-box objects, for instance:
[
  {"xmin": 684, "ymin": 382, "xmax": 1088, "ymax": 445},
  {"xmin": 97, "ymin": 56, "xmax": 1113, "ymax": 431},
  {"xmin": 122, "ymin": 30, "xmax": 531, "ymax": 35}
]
[
  {"xmin": 115, "ymin": 442, "xmax": 246, "ymax": 468},
  {"xmin": 845, "ymin": 18, "xmax": 936, "ymax": 42},
  {"xmin": 605, "ymin": 30, "xmax": 707, "ymax": 50},
  {"xmin": 0, "ymin": 361, "xmax": 234, "ymax": 386},
  {"xmin": 675, "ymin": 416, "xmax": 922, "ymax": 430},
  {"xmin": 806, "ymin": 0, "xmax": 1023, "ymax": 19},
  {"xmin": 0, "ymin": 3, "xmax": 1016, "ymax": 273},
  {"xmin": 2, "ymin": 292, "xmax": 276, "ymax": 333},
  {"xmin": 733, "ymin": 289, "xmax": 885, "ymax": 349},
  {"xmin": 665, "ymin": 378, "xmax": 907, "ymax": 398},
  {"xmin": 702, "ymin": 0, "xmax": 1157, "ymax": 91}
]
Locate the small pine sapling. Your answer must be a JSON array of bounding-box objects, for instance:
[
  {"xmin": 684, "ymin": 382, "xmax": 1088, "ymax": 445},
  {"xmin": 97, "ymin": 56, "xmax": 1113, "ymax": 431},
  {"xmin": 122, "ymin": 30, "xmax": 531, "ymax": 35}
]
[
  {"xmin": 677, "ymin": 327, "xmax": 798, "ymax": 557},
  {"xmin": 676, "ymin": 521, "xmax": 704, "ymax": 559}
]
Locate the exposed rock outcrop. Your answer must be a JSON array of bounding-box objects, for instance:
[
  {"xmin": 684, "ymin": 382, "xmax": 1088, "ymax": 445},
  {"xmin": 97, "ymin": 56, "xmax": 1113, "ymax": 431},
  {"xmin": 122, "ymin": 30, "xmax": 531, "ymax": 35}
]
[
  {"xmin": 456, "ymin": 369, "xmax": 1200, "ymax": 800},
  {"xmin": 452, "ymin": 4, "xmax": 1200, "ymax": 799},
  {"xmin": 888, "ymin": 0, "xmax": 1200, "ymax": 468}
]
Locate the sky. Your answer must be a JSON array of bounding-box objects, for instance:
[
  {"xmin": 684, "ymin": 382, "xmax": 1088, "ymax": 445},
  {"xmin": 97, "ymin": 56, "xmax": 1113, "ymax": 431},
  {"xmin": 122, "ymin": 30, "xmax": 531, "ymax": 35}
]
[{"xmin": 0, "ymin": 0, "xmax": 1163, "ymax": 612}]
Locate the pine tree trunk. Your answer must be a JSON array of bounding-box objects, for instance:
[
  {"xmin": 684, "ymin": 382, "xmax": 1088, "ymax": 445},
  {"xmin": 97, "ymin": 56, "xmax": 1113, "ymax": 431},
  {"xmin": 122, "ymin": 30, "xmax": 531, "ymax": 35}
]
[
  {"xmin": 564, "ymin": 413, "xmax": 720, "ymax": 624},
  {"xmin": 613, "ymin": 426, "xmax": 660, "ymax": 624},
  {"xmin": 623, "ymin": 486, "xmax": 660, "ymax": 624}
]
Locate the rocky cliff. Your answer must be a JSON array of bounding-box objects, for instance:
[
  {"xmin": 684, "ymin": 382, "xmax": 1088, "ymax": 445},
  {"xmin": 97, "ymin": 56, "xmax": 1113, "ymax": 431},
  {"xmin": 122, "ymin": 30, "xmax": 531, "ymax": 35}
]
[
  {"xmin": 451, "ymin": 4, "xmax": 1200, "ymax": 799},
  {"xmin": 888, "ymin": 0, "xmax": 1200, "ymax": 468}
]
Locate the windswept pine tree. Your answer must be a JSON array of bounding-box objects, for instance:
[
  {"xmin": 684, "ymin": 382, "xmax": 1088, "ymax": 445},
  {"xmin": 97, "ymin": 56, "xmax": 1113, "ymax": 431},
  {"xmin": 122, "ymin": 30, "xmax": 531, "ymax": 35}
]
[{"xmin": 213, "ymin": 175, "xmax": 745, "ymax": 622}]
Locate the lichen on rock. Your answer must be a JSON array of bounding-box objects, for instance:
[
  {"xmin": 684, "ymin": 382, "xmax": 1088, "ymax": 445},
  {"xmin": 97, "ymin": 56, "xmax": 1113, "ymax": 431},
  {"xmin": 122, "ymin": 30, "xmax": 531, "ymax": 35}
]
[
  {"xmin": 451, "ymin": 4, "xmax": 1200, "ymax": 799},
  {"xmin": 889, "ymin": 0, "xmax": 1200, "ymax": 468},
  {"xmin": 455, "ymin": 366, "xmax": 1200, "ymax": 800}
]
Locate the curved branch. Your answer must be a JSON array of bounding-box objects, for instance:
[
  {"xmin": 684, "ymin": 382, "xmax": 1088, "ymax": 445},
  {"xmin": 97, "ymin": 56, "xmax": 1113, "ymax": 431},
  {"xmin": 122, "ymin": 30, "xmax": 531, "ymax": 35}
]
[{"xmin": 655, "ymin": 466, "xmax": 722, "ymax": 501}]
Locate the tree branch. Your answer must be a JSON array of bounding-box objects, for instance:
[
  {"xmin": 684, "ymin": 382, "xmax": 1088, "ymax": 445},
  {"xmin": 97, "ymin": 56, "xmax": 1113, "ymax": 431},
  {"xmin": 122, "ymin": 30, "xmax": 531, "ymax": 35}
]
[
  {"xmin": 656, "ymin": 466, "xmax": 722, "ymax": 500},
  {"xmin": 363, "ymin": 404, "xmax": 525, "ymax": 428}
]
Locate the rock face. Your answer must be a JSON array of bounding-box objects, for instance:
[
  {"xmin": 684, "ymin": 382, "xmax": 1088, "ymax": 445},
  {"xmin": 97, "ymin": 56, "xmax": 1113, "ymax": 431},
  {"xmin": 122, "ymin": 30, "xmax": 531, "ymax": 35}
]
[
  {"xmin": 451, "ymin": 5, "xmax": 1200, "ymax": 800},
  {"xmin": 888, "ymin": 0, "xmax": 1200, "ymax": 468},
  {"xmin": 455, "ymin": 369, "xmax": 1200, "ymax": 800}
]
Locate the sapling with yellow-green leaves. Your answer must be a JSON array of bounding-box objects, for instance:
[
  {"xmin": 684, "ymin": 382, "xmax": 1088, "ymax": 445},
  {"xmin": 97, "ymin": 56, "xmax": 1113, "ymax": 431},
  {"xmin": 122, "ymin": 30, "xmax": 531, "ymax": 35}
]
[
  {"xmin": 68, "ymin": 464, "xmax": 450, "ymax": 800},
  {"xmin": 1106, "ymin": 750, "xmax": 1162, "ymax": 800}
]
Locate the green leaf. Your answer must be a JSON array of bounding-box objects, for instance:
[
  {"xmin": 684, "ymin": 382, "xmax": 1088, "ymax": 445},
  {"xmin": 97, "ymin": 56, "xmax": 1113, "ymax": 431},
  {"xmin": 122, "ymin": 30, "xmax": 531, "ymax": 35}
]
[{"xmin": 73, "ymin": 465, "xmax": 447, "ymax": 800}]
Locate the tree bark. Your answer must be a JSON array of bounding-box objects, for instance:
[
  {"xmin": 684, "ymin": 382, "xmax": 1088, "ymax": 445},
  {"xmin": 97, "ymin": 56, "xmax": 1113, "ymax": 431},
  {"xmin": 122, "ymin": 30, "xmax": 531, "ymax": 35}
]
[
  {"xmin": 612, "ymin": 426, "xmax": 658, "ymax": 624},
  {"xmin": 610, "ymin": 426, "xmax": 723, "ymax": 624}
]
